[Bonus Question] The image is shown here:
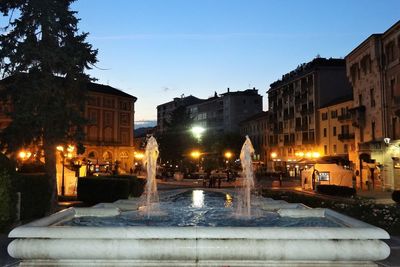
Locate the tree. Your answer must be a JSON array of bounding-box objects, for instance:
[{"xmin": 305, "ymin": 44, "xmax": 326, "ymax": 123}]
[
  {"xmin": 0, "ymin": 0, "xmax": 98, "ymax": 211},
  {"xmin": 157, "ymin": 106, "xmax": 196, "ymax": 164}
]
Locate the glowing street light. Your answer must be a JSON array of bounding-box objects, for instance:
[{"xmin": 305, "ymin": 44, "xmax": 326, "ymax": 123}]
[
  {"xmin": 191, "ymin": 126, "xmax": 205, "ymax": 140},
  {"xmin": 224, "ymin": 151, "xmax": 233, "ymax": 159},
  {"xmin": 270, "ymin": 152, "xmax": 277, "ymax": 159},
  {"xmin": 190, "ymin": 150, "xmax": 201, "ymax": 159},
  {"xmin": 312, "ymin": 152, "xmax": 321, "ymax": 158},
  {"xmin": 18, "ymin": 150, "xmax": 31, "ymax": 160},
  {"xmin": 56, "ymin": 144, "xmax": 75, "ymax": 196},
  {"xmin": 134, "ymin": 151, "xmax": 144, "ymax": 160}
]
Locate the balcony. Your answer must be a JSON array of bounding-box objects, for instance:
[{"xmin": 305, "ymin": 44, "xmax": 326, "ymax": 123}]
[
  {"xmin": 349, "ymin": 105, "xmax": 366, "ymax": 128},
  {"xmin": 302, "ymin": 138, "xmax": 315, "ymax": 145},
  {"xmin": 338, "ymin": 133, "xmax": 355, "ymax": 141},
  {"xmin": 337, "ymin": 113, "xmax": 351, "ymax": 121},
  {"xmin": 283, "ymin": 112, "xmax": 294, "ymax": 120}
]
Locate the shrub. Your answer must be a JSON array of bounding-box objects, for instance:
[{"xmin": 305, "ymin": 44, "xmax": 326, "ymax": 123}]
[
  {"xmin": 0, "ymin": 169, "xmax": 16, "ymax": 230},
  {"xmin": 104, "ymin": 175, "xmax": 146, "ymax": 197},
  {"xmin": 19, "ymin": 161, "xmax": 45, "ymax": 173},
  {"xmin": 392, "ymin": 190, "xmax": 400, "ymax": 203},
  {"xmin": 77, "ymin": 176, "xmax": 131, "ymax": 204},
  {"xmin": 317, "ymin": 184, "xmax": 356, "ymax": 197},
  {"xmin": 12, "ymin": 173, "xmax": 52, "ymax": 220}
]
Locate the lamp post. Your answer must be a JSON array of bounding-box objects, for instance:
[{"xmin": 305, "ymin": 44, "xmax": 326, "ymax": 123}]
[
  {"xmin": 191, "ymin": 150, "xmax": 201, "ymax": 172},
  {"xmin": 57, "ymin": 145, "xmax": 74, "ymax": 196}
]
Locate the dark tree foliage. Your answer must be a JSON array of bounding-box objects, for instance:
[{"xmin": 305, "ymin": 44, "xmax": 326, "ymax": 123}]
[
  {"xmin": 157, "ymin": 106, "xmax": 196, "ymax": 164},
  {"xmin": 0, "ymin": 0, "xmax": 98, "ymax": 211}
]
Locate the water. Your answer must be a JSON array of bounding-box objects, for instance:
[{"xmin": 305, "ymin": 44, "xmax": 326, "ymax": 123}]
[
  {"xmin": 140, "ymin": 136, "xmax": 160, "ymax": 217},
  {"xmin": 237, "ymin": 136, "xmax": 255, "ymax": 217},
  {"xmin": 60, "ymin": 190, "xmax": 341, "ymax": 227}
]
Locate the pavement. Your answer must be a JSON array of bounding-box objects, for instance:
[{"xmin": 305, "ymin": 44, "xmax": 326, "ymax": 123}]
[{"xmin": 1, "ymin": 178, "xmax": 399, "ymax": 266}]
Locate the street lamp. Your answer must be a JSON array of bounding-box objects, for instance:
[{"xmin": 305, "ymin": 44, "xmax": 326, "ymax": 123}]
[
  {"xmin": 57, "ymin": 144, "xmax": 74, "ymax": 196},
  {"xmin": 190, "ymin": 150, "xmax": 202, "ymax": 172},
  {"xmin": 191, "ymin": 126, "xmax": 206, "ymax": 141}
]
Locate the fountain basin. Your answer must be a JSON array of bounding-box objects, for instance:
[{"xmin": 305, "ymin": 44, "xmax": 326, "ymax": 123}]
[{"xmin": 8, "ymin": 189, "xmax": 390, "ymax": 266}]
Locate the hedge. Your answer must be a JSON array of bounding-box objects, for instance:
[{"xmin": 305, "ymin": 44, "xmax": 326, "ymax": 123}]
[
  {"xmin": 77, "ymin": 175, "xmax": 145, "ymax": 204},
  {"xmin": 316, "ymin": 184, "xmax": 356, "ymax": 197},
  {"xmin": 102, "ymin": 175, "xmax": 146, "ymax": 197},
  {"xmin": 13, "ymin": 173, "xmax": 52, "ymax": 220},
  {"xmin": 392, "ymin": 190, "xmax": 400, "ymax": 203}
]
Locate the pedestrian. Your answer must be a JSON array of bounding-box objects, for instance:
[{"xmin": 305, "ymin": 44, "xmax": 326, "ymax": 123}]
[
  {"xmin": 311, "ymin": 170, "xmax": 316, "ymax": 190},
  {"xmin": 279, "ymin": 174, "xmax": 283, "ymax": 187},
  {"xmin": 218, "ymin": 177, "xmax": 222, "ymax": 188}
]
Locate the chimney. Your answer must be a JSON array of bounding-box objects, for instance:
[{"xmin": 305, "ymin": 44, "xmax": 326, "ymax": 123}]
[{"xmin": 227, "ymin": 87, "xmax": 230, "ymax": 93}]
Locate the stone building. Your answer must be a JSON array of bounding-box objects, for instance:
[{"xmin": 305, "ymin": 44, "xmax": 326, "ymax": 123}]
[
  {"xmin": 267, "ymin": 57, "xmax": 352, "ymax": 174},
  {"xmin": 83, "ymin": 82, "xmax": 137, "ymax": 175},
  {"xmin": 346, "ymin": 20, "xmax": 400, "ymax": 190},
  {"xmin": 156, "ymin": 95, "xmax": 203, "ymax": 134},
  {"xmin": 318, "ymin": 96, "xmax": 356, "ymax": 166},
  {"xmin": 239, "ymin": 111, "xmax": 268, "ymax": 163},
  {"xmin": 187, "ymin": 88, "xmax": 263, "ymax": 135},
  {"xmin": 0, "ymin": 78, "xmax": 137, "ymax": 195}
]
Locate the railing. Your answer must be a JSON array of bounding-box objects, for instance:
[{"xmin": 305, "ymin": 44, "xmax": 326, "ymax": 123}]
[
  {"xmin": 337, "ymin": 113, "xmax": 351, "ymax": 121},
  {"xmin": 338, "ymin": 133, "xmax": 355, "ymax": 141}
]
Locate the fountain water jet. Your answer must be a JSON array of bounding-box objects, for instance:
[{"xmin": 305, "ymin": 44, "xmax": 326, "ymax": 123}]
[
  {"xmin": 237, "ymin": 135, "xmax": 255, "ymax": 217},
  {"xmin": 140, "ymin": 136, "xmax": 160, "ymax": 217}
]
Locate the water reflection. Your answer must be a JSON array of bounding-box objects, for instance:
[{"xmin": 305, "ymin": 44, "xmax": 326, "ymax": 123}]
[
  {"xmin": 225, "ymin": 194, "xmax": 233, "ymax": 208},
  {"xmin": 192, "ymin": 190, "xmax": 204, "ymax": 208}
]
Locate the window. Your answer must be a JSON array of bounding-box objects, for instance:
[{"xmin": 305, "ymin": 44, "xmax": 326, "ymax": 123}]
[
  {"xmin": 324, "ymin": 145, "xmax": 328, "ymax": 155},
  {"xmin": 104, "ymin": 111, "xmax": 113, "ymax": 126},
  {"xmin": 88, "ymin": 109, "xmax": 98, "ymax": 125},
  {"xmin": 333, "ymin": 127, "xmax": 337, "ymax": 136},
  {"xmin": 386, "ymin": 41, "xmax": 395, "ymax": 63},
  {"xmin": 323, "ymin": 128, "xmax": 327, "ymax": 137},
  {"xmin": 331, "ymin": 110, "xmax": 337, "ymax": 119},
  {"xmin": 333, "ymin": 145, "xmax": 337, "ymax": 154},
  {"xmin": 358, "ymin": 94, "xmax": 363, "ymax": 106},
  {"xmin": 321, "ymin": 112, "xmax": 328, "ymax": 121},
  {"xmin": 370, "ymin": 88, "xmax": 375, "ymax": 107},
  {"xmin": 372, "ymin": 121, "xmax": 376, "ymax": 140},
  {"xmin": 103, "ymin": 98, "xmax": 115, "ymax": 108},
  {"xmin": 344, "ymin": 144, "xmax": 348, "ymax": 154},
  {"xmin": 120, "ymin": 113, "xmax": 130, "ymax": 126}
]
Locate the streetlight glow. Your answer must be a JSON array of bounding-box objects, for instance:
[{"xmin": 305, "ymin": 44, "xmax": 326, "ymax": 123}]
[
  {"xmin": 224, "ymin": 151, "xmax": 233, "ymax": 159},
  {"xmin": 191, "ymin": 126, "xmax": 205, "ymax": 140},
  {"xmin": 190, "ymin": 150, "xmax": 201, "ymax": 159},
  {"xmin": 270, "ymin": 152, "xmax": 277, "ymax": 158}
]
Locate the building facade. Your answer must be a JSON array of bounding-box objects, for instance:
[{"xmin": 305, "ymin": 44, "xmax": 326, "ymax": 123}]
[
  {"xmin": 346, "ymin": 21, "xmax": 400, "ymax": 190},
  {"xmin": 318, "ymin": 97, "xmax": 356, "ymax": 167},
  {"xmin": 83, "ymin": 83, "xmax": 137, "ymax": 174},
  {"xmin": 0, "ymin": 79, "xmax": 137, "ymax": 195},
  {"xmin": 239, "ymin": 111, "xmax": 268, "ymax": 163},
  {"xmin": 188, "ymin": 88, "xmax": 263, "ymax": 135},
  {"xmin": 156, "ymin": 95, "xmax": 203, "ymax": 134},
  {"xmin": 267, "ymin": 58, "xmax": 352, "ymax": 173}
]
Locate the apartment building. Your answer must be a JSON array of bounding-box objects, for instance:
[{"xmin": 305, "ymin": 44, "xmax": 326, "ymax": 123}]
[
  {"xmin": 156, "ymin": 95, "xmax": 203, "ymax": 134},
  {"xmin": 267, "ymin": 57, "xmax": 352, "ymax": 173},
  {"xmin": 346, "ymin": 20, "xmax": 400, "ymax": 190},
  {"xmin": 318, "ymin": 96, "xmax": 356, "ymax": 165},
  {"xmin": 239, "ymin": 111, "xmax": 268, "ymax": 163},
  {"xmin": 187, "ymin": 88, "xmax": 263, "ymax": 135}
]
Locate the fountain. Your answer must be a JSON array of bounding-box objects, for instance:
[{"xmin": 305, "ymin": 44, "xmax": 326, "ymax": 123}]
[
  {"xmin": 139, "ymin": 136, "xmax": 160, "ymax": 217},
  {"xmin": 7, "ymin": 137, "xmax": 390, "ymax": 266},
  {"xmin": 237, "ymin": 135, "xmax": 255, "ymax": 217}
]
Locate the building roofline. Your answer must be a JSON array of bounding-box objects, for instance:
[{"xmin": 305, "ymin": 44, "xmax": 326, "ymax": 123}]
[
  {"xmin": 382, "ymin": 20, "xmax": 400, "ymax": 38},
  {"xmin": 345, "ymin": 34, "xmax": 382, "ymax": 59}
]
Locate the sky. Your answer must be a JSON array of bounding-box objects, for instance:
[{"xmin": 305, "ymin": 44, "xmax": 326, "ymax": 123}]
[{"xmin": 3, "ymin": 1, "xmax": 400, "ymax": 124}]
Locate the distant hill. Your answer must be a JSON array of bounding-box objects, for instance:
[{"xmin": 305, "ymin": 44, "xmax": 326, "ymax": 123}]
[
  {"xmin": 134, "ymin": 127, "xmax": 155, "ymax": 138},
  {"xmin": 134, "ymin": 120, "xmax": 156, "ymax": 129}
]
